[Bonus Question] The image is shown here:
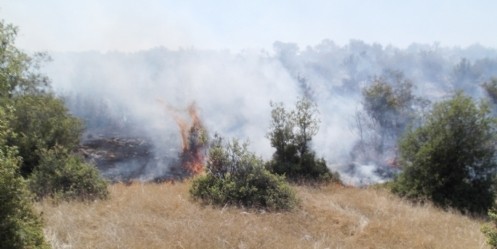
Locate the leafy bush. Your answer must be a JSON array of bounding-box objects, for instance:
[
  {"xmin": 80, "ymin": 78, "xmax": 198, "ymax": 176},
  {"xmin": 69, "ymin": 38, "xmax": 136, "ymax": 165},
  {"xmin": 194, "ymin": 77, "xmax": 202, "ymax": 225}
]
[
  {"xmin": 392, "ymin": 92, "xmax": 497, "ymax": 214},
  {"xmin": 9, "ymin": 94, "xmax": 83, "ymax": 176},
  {"xmin": 267, "ymin": 97, "xmax": 339, "ymax": 183},
  {"xmin": 190, "ymin": 136, "xmax": 298, "ymax": 211},
  {"xmin": 0, "ymin": 150, "xmax": 49, "ymax": 249},
  {"xmin": 29, "ymin": 146, "xmax": 108, "ymax": 201},
  {"xmin": 0, "ymin": 107, "xmax": 48, "ymax": 249}
]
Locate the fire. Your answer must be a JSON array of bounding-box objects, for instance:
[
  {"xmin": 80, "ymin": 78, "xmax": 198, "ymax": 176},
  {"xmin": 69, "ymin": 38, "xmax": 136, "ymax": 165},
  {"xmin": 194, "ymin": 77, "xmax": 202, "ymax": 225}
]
[{"xmin": 159, "ymin": 100, "xmax": 208, "ymax": 175}]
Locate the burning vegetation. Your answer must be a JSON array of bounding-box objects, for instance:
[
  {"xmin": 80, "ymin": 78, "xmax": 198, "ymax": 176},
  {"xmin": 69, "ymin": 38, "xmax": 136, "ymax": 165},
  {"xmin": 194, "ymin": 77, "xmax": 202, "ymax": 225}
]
[
  {"xmin": 166, "ymin": 102, "xmax": 209, "ymax": 175},
  {"xmin": 79, "ymin": 101, "xmax": 208, "ymax": 182}
]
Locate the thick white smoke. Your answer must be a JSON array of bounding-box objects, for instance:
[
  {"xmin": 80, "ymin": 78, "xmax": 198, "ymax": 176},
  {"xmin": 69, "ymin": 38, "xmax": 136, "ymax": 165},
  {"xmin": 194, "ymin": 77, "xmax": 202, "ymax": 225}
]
[{"xmin": 43, "ymin": 41, "xmax": 497, "ymax": 185}]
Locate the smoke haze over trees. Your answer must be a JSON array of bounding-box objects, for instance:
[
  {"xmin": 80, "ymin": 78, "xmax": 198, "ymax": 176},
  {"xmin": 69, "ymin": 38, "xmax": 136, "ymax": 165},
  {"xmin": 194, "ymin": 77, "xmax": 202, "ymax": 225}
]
[{"xmin": 43, "ymin": 40, "xmax": 497, "ymax": 185}]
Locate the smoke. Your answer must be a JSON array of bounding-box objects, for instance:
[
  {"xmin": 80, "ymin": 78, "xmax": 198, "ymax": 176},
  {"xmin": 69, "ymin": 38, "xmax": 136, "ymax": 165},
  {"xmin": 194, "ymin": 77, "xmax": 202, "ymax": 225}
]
[
  {"xmin": 48, "ymin": 48, "xmax": 301, "ymax": 181},
  {"xmin": 44, "ymin": 41, "xmax": 497, "ymax": 185}
]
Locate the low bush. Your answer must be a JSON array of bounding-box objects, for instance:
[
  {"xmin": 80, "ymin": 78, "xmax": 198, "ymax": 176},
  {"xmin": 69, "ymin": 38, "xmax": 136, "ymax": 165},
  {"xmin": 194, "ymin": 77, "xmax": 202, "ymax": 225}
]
[
  {"xmin": 190, "ymin": 167, "xmax": 298, "ymax": 210},
  {"xmin": 9, "ymin": 94, "xmax": 83, "ymax": 176},
  {"xmin": 190, "ymin": 136, "xmax": 298, "ymax": 211},
  {"xmin": 29, "ymin": 145, "xmax": 109, "ymax": 201}
]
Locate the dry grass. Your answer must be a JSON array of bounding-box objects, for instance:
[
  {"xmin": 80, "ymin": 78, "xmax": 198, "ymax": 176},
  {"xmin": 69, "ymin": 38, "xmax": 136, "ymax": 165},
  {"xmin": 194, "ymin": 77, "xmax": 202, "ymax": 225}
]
[{"xmin": 37, "ymin": 181, "xmax": 489, "ymax": 249}]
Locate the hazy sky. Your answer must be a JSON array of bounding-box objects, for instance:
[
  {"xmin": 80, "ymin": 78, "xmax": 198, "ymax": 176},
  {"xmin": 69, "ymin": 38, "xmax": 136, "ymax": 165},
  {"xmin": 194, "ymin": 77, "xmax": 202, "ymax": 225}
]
[{"xmin": 2, "ymin": 0, "xmax": 496, "ymax": 52}]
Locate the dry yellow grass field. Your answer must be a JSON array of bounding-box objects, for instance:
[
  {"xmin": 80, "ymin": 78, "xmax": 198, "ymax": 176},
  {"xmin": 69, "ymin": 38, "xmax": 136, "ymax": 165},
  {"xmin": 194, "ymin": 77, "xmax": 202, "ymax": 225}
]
[{"xmin": 37, "ymin": 181, "xmax": 489, "ymax": 249}]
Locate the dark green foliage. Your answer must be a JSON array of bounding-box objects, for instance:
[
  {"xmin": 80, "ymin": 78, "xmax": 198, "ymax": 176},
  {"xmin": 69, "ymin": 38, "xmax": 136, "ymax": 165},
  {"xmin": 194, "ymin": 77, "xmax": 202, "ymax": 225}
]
[
  {"xmin": 482, "ymin": 206, "xmax": 497, "ymax": 249},
  {"xmin": 0, "ymin": 108, "xmax": 48, "ymax": 249},
  {"xmin": 9, "ymin": 94, "xmax": 83, "ymax": 176},
  {"xmin": 266, "ymin": 151, "xmax": 339, "ymax": 183},
  {"xmin": 0, "ymin": 151, "xmax": 49, "ymax": 249},
  {"xmin": 29, "ymin": 146, "xmax": 108, "ymax": 201},
  {"xmin": 190, "ymin": 168, "xmax": 298, "ymax": 211},
  {"xmin": 190, "ymin": 136, "xmax": 298, "ymax": 211},
  {"xmin": 392, "ymin": 92, "xmax": 497, "ymax": 214},
  {"xmin": 267, "ymin": 97, "xmax": 338, "ymax": 183}
]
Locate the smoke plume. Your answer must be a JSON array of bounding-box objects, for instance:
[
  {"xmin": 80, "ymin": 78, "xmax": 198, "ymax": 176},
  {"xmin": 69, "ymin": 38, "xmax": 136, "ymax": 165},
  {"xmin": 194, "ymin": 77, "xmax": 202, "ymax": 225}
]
[{"xmin": 45, "ymin": 41, "xmax": 497, "ymax": 185}]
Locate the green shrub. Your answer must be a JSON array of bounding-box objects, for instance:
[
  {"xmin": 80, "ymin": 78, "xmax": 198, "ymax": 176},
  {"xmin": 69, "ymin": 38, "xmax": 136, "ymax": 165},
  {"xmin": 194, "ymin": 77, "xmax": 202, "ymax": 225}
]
[
  {"xmin": 392, "ymin": 92, "xmax": 497, "ymax": 214},
  {"xmin": 29, "ymin": 146, "xmax": 108, "ymax": 201},
  {"xmin": 0, "ymin": 150, "xmax": 49, "ymax": 249},
  {"xmin": 9, "ymin": 94, "xmax": 83, "ymax": 176},
  {"xmin": 266, "ymin": 152, "xmax": 339, "ymax": 184},
  {"xmin": 190, "ymin": 167, "xmax": 298, "ymax": 211},
  {"xmin": 190, "ymin": 136, "xmax": 298, "ymax": 211}
]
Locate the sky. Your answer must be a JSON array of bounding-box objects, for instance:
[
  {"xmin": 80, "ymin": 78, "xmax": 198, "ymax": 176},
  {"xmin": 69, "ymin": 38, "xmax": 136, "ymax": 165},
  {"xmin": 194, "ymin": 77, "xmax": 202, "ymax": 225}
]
[{"xmin": 2, "ymin": 0, "xmax": 497, "ymax": 52}]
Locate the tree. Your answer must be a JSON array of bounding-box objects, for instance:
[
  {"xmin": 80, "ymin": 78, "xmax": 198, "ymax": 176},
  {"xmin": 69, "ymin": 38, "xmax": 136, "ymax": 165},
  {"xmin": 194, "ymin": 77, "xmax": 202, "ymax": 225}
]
[
  {"xmin": 351, "ymin": 71, "xmax": 429, "ymax": 174},
  {"xmin": 190, "ymin": 135, "xmax": 298, "ymax": 210},
  {"xmin": 0, "ymin": 19, "xmax": 108, "ymax": 202},
  {"xmin": 293, "ymin": 96, "xmax": 320, "ymax": 158},
  {"xmin": 0, "ymin": 20, "xmax": 83, "ymax": 177},
  {"xmin": 361, "ymin": 71, "xmax": 424, "ymax": 139},
  {"xmin": 392, "ymin": 92, "xmax": 497, "ymax": 214},
  {"xmin": 267, "ymin": 97, "xmax": 338, "ymax": 182},
  {"xmin": 482, "ymin": 77, "xmax": 497, "ymax": 106},
  {"xmin": 0, "ymin": 107, "xmax": 48, "ymax": 249},
  {"xmin": 0, "ymin": 21, "xmax": 49, "ymax": 100},
  {"xmin": 451, "ymin": 58, "xmax": 481, "ymax": 95}
]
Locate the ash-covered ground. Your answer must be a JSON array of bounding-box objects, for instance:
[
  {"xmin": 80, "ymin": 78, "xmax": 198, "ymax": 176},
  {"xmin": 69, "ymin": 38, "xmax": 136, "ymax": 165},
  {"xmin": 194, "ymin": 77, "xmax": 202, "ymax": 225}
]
[
  {"xmin": 78, "ymin": 135, "xmax": 188, "ymax": 182},
  {"xmin": 77, "ymin": 103, "xmax": 208, "ymax": 182}
]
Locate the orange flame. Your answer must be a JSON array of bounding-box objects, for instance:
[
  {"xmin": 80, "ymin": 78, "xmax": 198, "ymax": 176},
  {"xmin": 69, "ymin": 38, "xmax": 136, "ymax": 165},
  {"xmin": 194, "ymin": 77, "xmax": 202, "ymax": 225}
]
[{"xmin": 159, "ymin": 100, "xmax": 207, "ymax": 175}]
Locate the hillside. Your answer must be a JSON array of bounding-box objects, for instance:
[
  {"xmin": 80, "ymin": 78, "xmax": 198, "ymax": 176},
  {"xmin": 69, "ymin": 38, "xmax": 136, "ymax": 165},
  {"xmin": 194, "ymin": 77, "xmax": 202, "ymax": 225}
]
[{"xmin": 37, "ymin": 182, "xmax": 488, "ymax": 249}]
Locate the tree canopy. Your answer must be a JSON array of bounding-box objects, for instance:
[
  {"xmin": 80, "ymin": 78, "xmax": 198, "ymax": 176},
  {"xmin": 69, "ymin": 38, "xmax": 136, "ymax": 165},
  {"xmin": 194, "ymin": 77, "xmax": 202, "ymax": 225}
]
[
  {"xmin": 392, "ymin": 92, "xmax": 497, "ymax": 214},
  {"xmin": 0, "ymin": 18, "xmax": 110, "ymax": 248}
]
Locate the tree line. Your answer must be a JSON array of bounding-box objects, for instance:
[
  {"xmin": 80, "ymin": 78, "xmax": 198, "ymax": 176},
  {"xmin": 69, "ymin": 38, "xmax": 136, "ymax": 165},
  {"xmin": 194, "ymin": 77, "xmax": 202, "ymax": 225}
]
[{"xmin": 0, "ymin": 21, "xmax": 108, "ymax": 249}]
